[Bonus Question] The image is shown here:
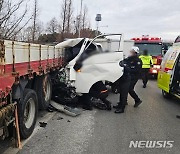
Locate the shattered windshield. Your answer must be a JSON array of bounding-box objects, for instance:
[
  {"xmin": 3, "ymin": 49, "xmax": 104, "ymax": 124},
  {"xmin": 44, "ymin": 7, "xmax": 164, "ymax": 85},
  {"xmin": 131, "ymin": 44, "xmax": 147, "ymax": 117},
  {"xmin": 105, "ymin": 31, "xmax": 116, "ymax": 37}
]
[
  {"xmin": 78, "ymin": 41, "xmax": 99, "ymax": 62},
  {"xmin": 64, "ymin": 39, "xmax": 85, "ymax": 63}
]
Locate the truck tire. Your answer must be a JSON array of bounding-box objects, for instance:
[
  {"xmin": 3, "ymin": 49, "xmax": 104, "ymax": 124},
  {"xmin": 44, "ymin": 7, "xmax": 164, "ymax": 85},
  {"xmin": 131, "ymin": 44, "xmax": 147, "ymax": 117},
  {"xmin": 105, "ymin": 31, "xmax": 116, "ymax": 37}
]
[
  {"xmin": 162, "ymin": 90, "xmax": 172, "ymax": 99},
  {"xmin": 34, "ymin": 75, "xmax": 52, "ymax": 110},
  {"xmin": 18, "ymin": 89, "xmax": 38, "ymax": 139}
]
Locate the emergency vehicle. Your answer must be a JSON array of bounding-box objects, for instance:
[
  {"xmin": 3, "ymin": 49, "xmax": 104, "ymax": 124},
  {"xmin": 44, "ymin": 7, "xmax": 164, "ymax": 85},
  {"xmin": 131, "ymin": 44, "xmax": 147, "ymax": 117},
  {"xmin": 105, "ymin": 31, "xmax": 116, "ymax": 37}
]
[
  {"xmin": 158, "ymin": 36, "xmax": 180, "ymax": 100},
  {"xmin": 132, "ymin": 35, "xmax": 164, "ymax": 76}
]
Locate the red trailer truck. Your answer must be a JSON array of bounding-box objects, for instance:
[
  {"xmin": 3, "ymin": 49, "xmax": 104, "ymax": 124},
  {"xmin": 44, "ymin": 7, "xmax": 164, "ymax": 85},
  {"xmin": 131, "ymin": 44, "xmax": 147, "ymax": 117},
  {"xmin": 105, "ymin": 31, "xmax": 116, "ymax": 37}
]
[{"xmin": 0, "ymin": 40, "xmax": 63, "ymax": 140}]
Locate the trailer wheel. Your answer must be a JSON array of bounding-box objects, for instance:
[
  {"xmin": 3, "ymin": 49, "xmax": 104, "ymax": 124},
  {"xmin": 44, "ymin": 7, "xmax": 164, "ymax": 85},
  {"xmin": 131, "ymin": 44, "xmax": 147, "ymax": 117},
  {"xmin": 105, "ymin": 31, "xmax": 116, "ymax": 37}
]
[
  {"xmin": 18, "ymin": 89, "xmax": 38, "ymax": 139},
  {"xmin": 162, "ymin": 90, "xmax": 172, "ymax": 99},
  {"xmin": 34, "ymin": 75, "xmax": 52, "ymax": 110}
]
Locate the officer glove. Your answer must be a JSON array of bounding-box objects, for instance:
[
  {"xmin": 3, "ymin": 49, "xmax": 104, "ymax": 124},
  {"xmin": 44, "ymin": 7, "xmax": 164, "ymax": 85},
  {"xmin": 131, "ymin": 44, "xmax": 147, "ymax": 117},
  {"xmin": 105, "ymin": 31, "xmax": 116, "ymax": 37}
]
[{"xmin": 119, "ymin": 60, "xmax": 125, "ymax": 67}]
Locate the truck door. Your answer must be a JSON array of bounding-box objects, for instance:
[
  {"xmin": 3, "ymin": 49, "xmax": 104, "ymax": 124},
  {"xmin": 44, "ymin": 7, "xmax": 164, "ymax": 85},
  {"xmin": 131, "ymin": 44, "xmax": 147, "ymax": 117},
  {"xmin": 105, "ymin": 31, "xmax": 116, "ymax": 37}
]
[{"xmin": 172, "ymin": 54, "xmax": 180, "ymax": 94}]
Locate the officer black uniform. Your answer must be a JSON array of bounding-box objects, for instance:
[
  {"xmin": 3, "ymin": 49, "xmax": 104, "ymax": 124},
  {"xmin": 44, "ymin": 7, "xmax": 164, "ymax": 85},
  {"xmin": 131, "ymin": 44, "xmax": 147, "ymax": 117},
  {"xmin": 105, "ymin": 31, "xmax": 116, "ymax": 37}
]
[
  {"xmin": 114, "ymin": 61, "xmax": 131, "ymax": 113},
  {"xmin": 114, "ymin": 47, "xmax": 142, "ymax": 113},
  {"xmin": 127, "ymin": 55, "xmax": 142, "ymax": 107}
]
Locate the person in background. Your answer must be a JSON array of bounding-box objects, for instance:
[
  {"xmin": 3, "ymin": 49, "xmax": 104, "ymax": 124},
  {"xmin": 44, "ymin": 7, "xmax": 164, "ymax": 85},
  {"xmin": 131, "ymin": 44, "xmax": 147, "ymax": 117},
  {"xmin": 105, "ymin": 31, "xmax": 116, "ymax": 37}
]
[{"xmin": 139, "ymin": 50, "xmax": 153, "ymax": 88}]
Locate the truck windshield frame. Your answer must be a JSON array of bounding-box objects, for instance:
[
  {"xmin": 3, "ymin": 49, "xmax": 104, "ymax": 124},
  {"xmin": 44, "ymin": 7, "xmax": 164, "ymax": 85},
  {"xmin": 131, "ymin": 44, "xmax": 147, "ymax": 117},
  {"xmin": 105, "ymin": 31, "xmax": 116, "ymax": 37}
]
[
  {"xmin": 135, "ymin": 42, "xmax": 162, "ymax": 56},
  {"xmin": 175, "ymin": 36, "xmax": 180, "ymax": 43},
  {"xmin": 77, "ymin": 41, "xmax": 99, "ymax": 63}
]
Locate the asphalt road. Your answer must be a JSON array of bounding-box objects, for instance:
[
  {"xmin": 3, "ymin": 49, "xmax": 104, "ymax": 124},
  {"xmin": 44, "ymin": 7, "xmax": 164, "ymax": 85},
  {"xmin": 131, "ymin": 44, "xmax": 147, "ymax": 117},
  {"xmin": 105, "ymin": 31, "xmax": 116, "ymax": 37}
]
[{"xmin": 1, "ymin": 80, "xmax": 180, "ymax": 154}]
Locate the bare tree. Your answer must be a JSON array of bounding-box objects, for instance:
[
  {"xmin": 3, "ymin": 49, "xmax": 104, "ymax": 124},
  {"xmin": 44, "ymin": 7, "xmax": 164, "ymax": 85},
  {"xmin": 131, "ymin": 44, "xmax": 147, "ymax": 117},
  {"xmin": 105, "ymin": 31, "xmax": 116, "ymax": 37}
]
[
  {"xmin": 61, "ymin": 0, "xmax": 67, "ymax": 35},
  {"xmin": 17, "ymin": 26, "xmax": 33, "ymax": 41},
  {"xmin": 82, "ymin": 5, "xmax": 89, "ymax": 30},
  {"xmin": 20, "ymin": 21, "xmax": 43, "ymax": 42},
  {"xmin": 73, "ymin": 4, "xmax": 90, "ymax": 37},
  {"xmin": 60, "ymin": 0, "xmax": 74, "ymax": 40},
  {"xmin": 46, "ymin": 17, "xmax": 58, "ymax": 34},
  {"xmin": 20, "ymin": 0, "xmax": 43, "ymax": 42},
  {"xmin": 0, "ymin": 0, "xmax": 31, "ymax": 39},
  {"xmin": 66, "ymin": 0, "xmax": 73, "ymax": 33}
]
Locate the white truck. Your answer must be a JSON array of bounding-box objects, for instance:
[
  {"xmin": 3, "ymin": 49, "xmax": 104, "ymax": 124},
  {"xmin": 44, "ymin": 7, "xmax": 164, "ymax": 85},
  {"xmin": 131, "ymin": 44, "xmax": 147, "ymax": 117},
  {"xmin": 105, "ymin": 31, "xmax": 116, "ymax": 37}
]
[{"xmin": 55, "ymin": 34, "xmax": 124, "ymax": 94}]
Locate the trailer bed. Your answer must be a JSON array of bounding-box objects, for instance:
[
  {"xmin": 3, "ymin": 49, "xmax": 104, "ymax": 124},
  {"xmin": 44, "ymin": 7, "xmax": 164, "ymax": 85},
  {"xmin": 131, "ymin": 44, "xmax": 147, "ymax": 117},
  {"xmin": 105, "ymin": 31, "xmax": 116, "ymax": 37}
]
[{"xmin": 0, "ymin": 40, "xmax": 63, "ymax": 103}]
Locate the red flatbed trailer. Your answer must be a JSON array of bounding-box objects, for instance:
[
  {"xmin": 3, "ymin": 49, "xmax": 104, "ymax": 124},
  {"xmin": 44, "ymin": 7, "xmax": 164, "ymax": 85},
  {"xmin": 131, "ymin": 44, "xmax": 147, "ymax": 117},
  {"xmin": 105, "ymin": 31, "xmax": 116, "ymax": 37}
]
[{"xmin": 0, "ymin": 40, "xmax": 64, "ymax": 141}]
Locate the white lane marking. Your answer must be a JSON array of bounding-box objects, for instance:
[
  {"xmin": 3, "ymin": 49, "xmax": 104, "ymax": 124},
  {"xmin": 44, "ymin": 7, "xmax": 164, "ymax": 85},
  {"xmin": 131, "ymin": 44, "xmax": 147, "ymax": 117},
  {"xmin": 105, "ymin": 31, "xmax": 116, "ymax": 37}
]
[{"xmin": 3, "ymin": 112, "xmax": 56, "ymax": 154}]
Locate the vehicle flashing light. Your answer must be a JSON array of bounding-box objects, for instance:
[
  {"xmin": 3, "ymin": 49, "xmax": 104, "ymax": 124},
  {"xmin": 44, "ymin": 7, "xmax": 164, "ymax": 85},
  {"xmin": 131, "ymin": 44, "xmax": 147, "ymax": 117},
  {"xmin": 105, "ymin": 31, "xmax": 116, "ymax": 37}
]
[
  {"xmin": 152, "ymin": 70, "xmax": 158, "ymax": 74},
  {"xmin": 153, "ymin": 65, "xmax": 161, "ymax": 69},
  {"xmin": 132, "ymin": 36, "xmax": 161, "ymax": 42}
]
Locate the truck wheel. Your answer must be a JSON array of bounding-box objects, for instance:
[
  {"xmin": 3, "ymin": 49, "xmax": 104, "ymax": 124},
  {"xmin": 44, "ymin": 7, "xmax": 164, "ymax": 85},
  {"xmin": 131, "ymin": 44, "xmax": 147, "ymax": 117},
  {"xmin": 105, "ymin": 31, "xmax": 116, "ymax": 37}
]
[
  {"xmin": 18, "ymin": 89, "xmax": 38, "ymax": 139},
  {"xmin": 162, "ymin": 90, "xmax": 172, "ymax": 99},
  {"xmin": 34, "ymin": 75, "xmax": 52, "ymax": 110}
]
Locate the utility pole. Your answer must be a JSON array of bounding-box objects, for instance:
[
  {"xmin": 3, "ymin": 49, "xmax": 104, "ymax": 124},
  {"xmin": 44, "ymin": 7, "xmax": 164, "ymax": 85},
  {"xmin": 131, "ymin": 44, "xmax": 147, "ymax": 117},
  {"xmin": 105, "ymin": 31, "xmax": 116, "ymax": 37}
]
[{"xmin": 32, "ymin": 0, "xmax": 38, "ymax": 42}]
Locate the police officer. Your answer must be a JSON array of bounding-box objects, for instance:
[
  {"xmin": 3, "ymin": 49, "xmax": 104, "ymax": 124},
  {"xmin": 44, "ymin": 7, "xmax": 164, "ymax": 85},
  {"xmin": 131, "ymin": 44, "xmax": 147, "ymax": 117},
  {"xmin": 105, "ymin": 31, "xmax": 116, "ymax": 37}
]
[
  {"xmin": 139, "ymin": 50, "xmax": 153, "ymax": 88},
  {"xmin": 128, "ymin": 47, "xmax": 142, "ymax": 107},
  {"xmin": 114, "ymin": 47, "xmax": 142, "ymax": 113},
  {"xmin": 114, "ymin": 59, "xmax": 131, "ymax": 113}
]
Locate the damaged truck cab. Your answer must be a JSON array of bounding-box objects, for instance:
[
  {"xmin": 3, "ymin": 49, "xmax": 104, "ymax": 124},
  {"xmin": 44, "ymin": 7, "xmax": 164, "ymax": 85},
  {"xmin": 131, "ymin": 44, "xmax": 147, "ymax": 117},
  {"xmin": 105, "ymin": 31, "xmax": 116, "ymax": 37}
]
[{"xmin": 55, "ymin": 34, "xmax": 124, "ymax": 94}]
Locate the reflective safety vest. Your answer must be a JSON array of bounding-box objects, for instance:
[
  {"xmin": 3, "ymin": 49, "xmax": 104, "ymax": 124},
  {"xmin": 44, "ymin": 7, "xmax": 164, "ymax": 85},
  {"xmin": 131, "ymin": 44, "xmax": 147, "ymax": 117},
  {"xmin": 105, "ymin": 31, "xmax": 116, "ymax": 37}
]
[{"xmin": 139, "ymin": 55, "xmax": 153, "ymax": 69}]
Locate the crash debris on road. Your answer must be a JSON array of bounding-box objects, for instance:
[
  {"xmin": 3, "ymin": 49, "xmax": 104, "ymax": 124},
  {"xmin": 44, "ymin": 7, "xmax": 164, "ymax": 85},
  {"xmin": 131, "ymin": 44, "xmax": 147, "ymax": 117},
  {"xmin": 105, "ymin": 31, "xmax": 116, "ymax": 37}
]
[{"xmin": 50, "ymin": 101, "xmax": 82, "ymax": 117}]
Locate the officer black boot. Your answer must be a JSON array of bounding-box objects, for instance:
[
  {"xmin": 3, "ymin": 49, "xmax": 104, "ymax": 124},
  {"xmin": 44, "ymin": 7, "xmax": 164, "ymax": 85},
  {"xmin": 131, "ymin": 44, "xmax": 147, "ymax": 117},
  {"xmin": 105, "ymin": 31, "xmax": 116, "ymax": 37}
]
[
  {"xmin": 113, "ymin": 102, "xmax": 128, "ymax": 109},
  {"xmin": 134, "ymin": 100, "xmax": 142, "ymax": 108},
  {"xmin": 102, "ymin": 99, "xmax": 112, "ymax": 110},
  {"xmin": 114, "ymin": 107, "xmax": 125, "ymax": 114}
]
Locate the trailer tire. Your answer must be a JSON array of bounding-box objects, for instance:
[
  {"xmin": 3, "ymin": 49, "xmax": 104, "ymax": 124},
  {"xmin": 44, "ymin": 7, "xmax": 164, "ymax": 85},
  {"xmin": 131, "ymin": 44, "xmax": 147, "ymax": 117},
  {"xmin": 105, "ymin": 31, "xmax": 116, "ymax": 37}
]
[
  {"xmin": 34, "ymin": 75, "xmax": 52, "ymax": 110},
  {"xmin": 18, "ymin": 89, "xmax": 38, "ymax": 139}
]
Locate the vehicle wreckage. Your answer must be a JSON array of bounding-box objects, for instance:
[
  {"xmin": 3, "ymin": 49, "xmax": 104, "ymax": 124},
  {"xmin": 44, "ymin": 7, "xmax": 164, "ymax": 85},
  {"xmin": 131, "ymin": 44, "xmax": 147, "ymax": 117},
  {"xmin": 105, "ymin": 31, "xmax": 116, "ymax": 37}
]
[
  {"xmin": 51, "ymin": 34, "xmax": 124, "ymax": 109},
  {"xmin": 0, "ymin": 34, "xmax": 124, "ymax": 147}
]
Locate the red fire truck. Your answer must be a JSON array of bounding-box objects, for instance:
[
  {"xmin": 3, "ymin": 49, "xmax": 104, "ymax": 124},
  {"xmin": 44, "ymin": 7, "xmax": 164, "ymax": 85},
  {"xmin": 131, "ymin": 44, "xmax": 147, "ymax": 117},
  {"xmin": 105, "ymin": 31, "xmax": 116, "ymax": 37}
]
[{"xmin": 132, "ymin": 35, "xmax": 166, "ymax": 76}]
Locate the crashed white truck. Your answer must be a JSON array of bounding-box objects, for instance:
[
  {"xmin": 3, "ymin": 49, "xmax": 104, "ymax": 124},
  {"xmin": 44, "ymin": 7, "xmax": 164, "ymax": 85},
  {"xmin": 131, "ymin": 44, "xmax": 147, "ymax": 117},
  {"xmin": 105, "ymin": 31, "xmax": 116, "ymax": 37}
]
[{"xmin": 51, "ymin": 34, "xmax": 124, "ymax": 109}]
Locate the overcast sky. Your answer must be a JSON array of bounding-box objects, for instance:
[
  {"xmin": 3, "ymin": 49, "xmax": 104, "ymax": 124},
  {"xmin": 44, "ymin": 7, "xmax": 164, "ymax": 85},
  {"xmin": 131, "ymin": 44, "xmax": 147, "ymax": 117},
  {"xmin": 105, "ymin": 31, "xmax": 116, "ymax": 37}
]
[{"xmin": 38, "ymin": 0, "xmax": 180, "ymax": 40}]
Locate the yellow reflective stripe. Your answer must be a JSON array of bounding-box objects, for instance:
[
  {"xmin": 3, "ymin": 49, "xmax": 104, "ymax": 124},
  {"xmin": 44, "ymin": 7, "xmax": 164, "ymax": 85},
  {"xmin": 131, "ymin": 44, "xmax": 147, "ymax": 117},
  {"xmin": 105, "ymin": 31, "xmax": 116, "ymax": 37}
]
[{"xmin": 142, "ymin": 65, "xmax": 151, "ymax": 68}]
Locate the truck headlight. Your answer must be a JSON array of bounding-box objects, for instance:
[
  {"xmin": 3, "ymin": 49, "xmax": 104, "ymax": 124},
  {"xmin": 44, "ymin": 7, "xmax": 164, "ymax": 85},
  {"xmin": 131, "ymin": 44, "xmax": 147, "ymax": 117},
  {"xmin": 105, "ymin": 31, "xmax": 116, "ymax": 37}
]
[
  {"xmin": 152, "ymin": 70, "xmax": 158, "ymax": 74},
  {"xmin": 153, "ymin": 65, "xmax": 161, "ymax": 69}
]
